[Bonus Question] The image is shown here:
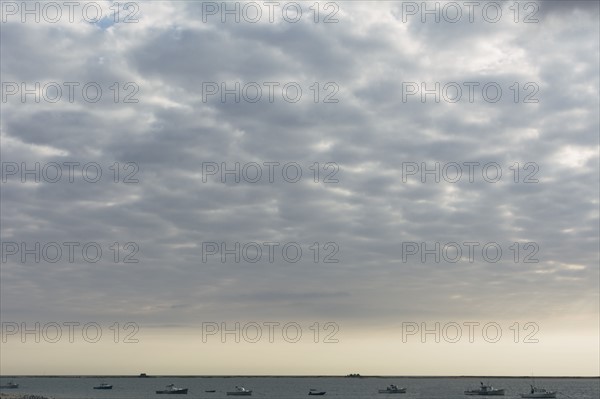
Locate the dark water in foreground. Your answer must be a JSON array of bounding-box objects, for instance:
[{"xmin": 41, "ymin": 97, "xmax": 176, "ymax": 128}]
[{"xmin": 1, "ymin": 377, "xmax": 598, "ymax": 399}]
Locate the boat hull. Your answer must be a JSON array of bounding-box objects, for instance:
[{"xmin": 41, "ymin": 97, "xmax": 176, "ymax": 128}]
[
  {"xmin": 94, "ymin": 386, "xmax": 113, "ymax": 390},
  {"xmin": 156, "ymin": 389, "xmax": 188, "ymax": 394},
  {"xmin": 465, "ymin": 390, "xmax": 505, "ymax": 396},
  {"xmin": 378, "ymin": 388, "xmax": 407, "ymax": 394},
  {"xmin": 308, "ymin": 392, "xmax": 326, "ymax": 395},
  {"xmin": 226, "ymin": 392, "xmax": 252, "ymax": 396},
  {"xmin": 0, "ymin": 385, "xmax": 19, "ymax": 389}
]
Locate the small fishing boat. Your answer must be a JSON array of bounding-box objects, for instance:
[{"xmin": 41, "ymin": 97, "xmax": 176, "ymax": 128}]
[
  {"xmin": 205, "ymin": 390, "xmax": 216, "ymax": 393},
  {"xmin": 308, "ymin": 388, "xmax": 327, "ymax": 395},
  {"xmin": 465, "ymin": 382, "xmax": 505, "ymax": 396},
  {"xmin": 93, "ymin": 383, "xmax": 113, "ymax": 390},
  {"xmin": 226, "ymin": 386, "xmax": 252, "ymax": 396},
  {"xmin": 0, "ymin": 382, "xmax": 19, "ymax": 389},
  {"xmin": 156, "ymin": 384, "xmax": 188, "ymax": 394},
  {"xmin": 520, "ymin": 386, "xmax": 556, "ymax": 398},
  {"xmin": 378, "ymin": 384, "xmax": 406, "ymax": 393}
]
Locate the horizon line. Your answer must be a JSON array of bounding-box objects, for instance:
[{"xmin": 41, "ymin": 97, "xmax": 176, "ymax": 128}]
[{"xmin": 2, "ymin": 375, "xmax": 599, "ymax": 378}]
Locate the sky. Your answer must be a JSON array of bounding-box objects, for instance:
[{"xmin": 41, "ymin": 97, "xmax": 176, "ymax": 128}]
[{"xmin": 0, "ymin": 0, "xmax": 599, "ymax": 376}]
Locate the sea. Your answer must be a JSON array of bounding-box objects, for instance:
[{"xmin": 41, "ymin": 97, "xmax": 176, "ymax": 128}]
[{"xmin": 0, "ymin": 377, "xmax": 598, "ymax": 399}]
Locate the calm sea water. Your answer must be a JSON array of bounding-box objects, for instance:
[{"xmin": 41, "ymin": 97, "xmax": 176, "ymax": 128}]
[{"xmin": 0, "ymin": 377, "xmax": 598, "ymax": 399}]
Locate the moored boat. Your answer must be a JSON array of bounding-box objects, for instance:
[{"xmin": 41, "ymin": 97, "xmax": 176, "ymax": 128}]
[
  {"xmin": 378, "ymin": 384, "xmax": 406, "ymax": 393},
  {"xmin": 156, "ymin": 384, "xmax": 188, "ymax": 394},
  {"xmin": 0, "ymin": 382, "xmax": 19, "ymax": 389},
  {"xmin": 308, "ymin": 388, "xmax": 327, "ymax": 395},
  {"xmin": 520, "ymin": 386, "xmax": 556, "ymax": 398},
  {"xmin": 465, "ymin": 382, "xmax": 505, "ymax": 396},
  {"xmin": 93, "ymin": 383, "xmax": 113, "ymax": 389},
  {"xmin": 226, "ymin": 386, "xmax": 252, "ymax": 396}
]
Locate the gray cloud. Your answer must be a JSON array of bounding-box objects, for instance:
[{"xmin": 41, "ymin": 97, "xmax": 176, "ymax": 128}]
[{"xmin": 1, "ymin": 1, "xmax": 598, "ymax": 341}]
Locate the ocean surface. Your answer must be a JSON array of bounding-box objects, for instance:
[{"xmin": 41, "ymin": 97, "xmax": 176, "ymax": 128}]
[{"xmin": 0, "ymin": 377, "xmax": 598, "ymax": 399}]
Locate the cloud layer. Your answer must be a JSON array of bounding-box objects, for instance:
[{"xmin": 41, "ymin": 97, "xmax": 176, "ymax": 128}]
[{"xmin": 1, "ymin": 0, "xmax": 598, "ymax": 374}]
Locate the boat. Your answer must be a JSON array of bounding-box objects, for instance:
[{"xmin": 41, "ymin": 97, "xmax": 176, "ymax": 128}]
[
  {"xmin": 0, "ymin": 382, "xmax": 19, "ymax": 389},
  {"xmin": 226, "ymin": 386, "xmax": 252, "ymax": 396},
  {"xmin": 465, "ymin": 382, "xmax": 505, "ymax": 396},
  {"xmin": 308, "ymin": 388, "xmax": 327, "ymax": 395},
  {"xmin": 156, "ymin": 384, "xmax": 188, "ymax": 394},
  {"xmin": 205, "ymin": 390, "xmax": 216, "ymax": 393},
  {"xmin": 520, "ymin": 386, "xmax": 556, "ymax": 398},
  {"xmin": 93, "ymin": 383, "xmax": 113, "ymax": 390},
  {"xmin": 378, "ymin": 384, "xmax": 407, "ymax": 394}
]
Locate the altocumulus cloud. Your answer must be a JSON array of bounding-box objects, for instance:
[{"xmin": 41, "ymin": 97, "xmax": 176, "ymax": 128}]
[{"xmin": 1, "ymin": 1, "xmax": 598, "ymax": 339}]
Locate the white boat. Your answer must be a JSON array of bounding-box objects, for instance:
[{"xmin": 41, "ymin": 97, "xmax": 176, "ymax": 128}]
[
  {"xmin": 378, "ymin": 384, "xmax": 407, "ymax": 393},
  {"xmin": 520, "ymin": 386, "xmax": 556, "ymax": 398},
  {"xmin": 0, "ymin": 382, "xmax": 19, "ymax": 389},
  {"xmin": 226, "ymin": 386, "xmax": 252, "ymax": 396},
  {"xmin": 465, "ymin": 382, "xmax": 505, "ymax": 396},
  {"xmin": 156, "ymin": 384, "xmax": 188, "ymax": 394}
]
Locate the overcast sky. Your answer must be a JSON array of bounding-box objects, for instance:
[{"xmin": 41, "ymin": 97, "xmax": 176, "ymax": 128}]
[{"xmin": 1, "ymin": 0, "xmax": 599, "ymax": 376}]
